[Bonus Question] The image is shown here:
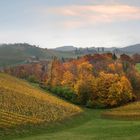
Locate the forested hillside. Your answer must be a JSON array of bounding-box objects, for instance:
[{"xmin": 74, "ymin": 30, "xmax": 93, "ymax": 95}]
[
  {"xmin": 6, "ymin": 53, "xmax": 140, "ymax": 108},
  {"xmin": 0, "ymin": 43, "xmax": 79, "ymax": 67},
  {"xmin": 1, "ymin": 43, "xmax": 140, "ymax": 67}
]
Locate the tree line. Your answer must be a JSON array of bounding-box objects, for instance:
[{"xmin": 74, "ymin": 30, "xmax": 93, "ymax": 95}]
[{"xmin": 4, "ymin": 53, "xmax": 140, "ymax": 108}]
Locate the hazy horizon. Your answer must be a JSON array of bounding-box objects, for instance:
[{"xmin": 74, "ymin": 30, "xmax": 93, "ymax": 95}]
[
  {"xmin": 0, "ymin": 0, "xmax": 140, "ymax": 48},
  {"xmin": 1, "ymin": 42, "xmax": 139, "ymax": 49}
]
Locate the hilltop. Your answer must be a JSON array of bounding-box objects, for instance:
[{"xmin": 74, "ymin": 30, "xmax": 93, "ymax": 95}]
[
  {"xmin": 120, "ymin": 44, "xmax": 140, "ymax": 53},
  {"xmin": 54, "ymin": 46, "xmax": 77, "ymax": 52},
  {"xmin": 54, "ymin": 44, "xmax": 140, "ymax": 54}
]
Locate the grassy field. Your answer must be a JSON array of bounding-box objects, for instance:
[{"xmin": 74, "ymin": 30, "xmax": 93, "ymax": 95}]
[
  {"xmin": 136, "ymin": 63, "xmax": 140, "ymax": 72},
  {"xmin": 102, "ymin": 102, "xmax": 140, "ymax": 120},
  {"xmin": 1, "ymin": 109, "xmax": 140, "ymax": 140}
]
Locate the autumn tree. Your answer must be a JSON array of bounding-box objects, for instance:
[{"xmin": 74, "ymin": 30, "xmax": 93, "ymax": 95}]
[
  {"xmin": 107, "ymin": 76, "xmax": 133, "ymax": 106},
  {"xmin": 4, "ymin": 52, "xmax": 137, "ymax": 108},
  {"xmin": 74, "ymin": 61, "xmax": 96, "ymax": 105},
  {"xmin": 126, "ymin": 68, "xmax": 140, "ymax": 90},
  {"xmin": 108, "ymin": 62, "xmax": 123, "ymax": 75},
  {"xmin": 47, "ymin": 58, "xmax": 64, "ymax": 87},
  {"xmin": 120, "ymin": 54, "xmax": 134, "ymax": 72},
  {"xmin": 94, "ymin": 72, "xmax": 134, "ymax": 107},
  {"xmin": 132, "ymin": 53, "xmax": 140, "ymax": 63},
  {"xmin": 61, "ymin": 71, "xmax": 75, "ymax": 89}
]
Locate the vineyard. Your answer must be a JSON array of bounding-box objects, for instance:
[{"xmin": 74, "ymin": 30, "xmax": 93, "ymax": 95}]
[
  {"xmin": 0, "ymin": 73, "xmax": 82, "ymax": 129},
  {"xmin": 0, "ymin": 109, "xmax": 43, "ymax": 129}
]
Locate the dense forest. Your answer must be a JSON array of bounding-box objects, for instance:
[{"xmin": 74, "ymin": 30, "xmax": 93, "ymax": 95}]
[{"xmin": 4, "ymin": 53, "xmax": 140, "ymax": 108}]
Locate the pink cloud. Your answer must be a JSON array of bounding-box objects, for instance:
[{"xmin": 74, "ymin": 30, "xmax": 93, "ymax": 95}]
[{"xmin": 41, "ymin": 4, "xmax": 140, "ymax": 28}]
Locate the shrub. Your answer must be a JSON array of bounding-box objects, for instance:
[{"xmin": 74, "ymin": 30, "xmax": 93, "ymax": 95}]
[
  {"xmin": 49, "ymin": 86, "xmax": 76, "ymax": 102},
  {"xmin": 27, "ymin": 75, "xmax": 39, "ymax": 83}
]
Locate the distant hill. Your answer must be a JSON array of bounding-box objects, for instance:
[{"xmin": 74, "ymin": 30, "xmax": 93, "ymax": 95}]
[
  {"xmin": 54, "ymin": 45, "xmax": 140, "ymax": 54},
  {"xmin": 0, "ymin": 43, "xmax": 140, "ymax": 67},
  {"xmin": 120, "ymin": 44, "xmax": 140, "ymax": 53},
  {"xmin": 54, "ymin": 46, "xmax": 77, "ymax": 51},
  {"xmin": 0, "ymin": 43, "xmax": 99, "ymax": 67},
  {"xmin": 54, "ymin": 46, "xmax": 98, "ymax": 55},
  {"xmin": 0, "ymin": 43, "xmax": 50, "ymax": 67},
  {"xmin": 0, "ymin": 73, "xmax": 82, "ymax": 129},
  {"xmin": 0, "ymin": 43, "xmax": 80, "ymax": 67}
]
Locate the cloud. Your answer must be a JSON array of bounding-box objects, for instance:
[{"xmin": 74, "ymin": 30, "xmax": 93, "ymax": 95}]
[{"xmin": 41, "ymin": 4, "xmax": 140, "ymax": 28}]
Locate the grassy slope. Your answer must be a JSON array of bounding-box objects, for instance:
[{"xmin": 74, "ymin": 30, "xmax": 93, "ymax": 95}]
[
  {"xmin": 2, "ymin": 109, "xmax": 140, "ymax": 140},
  {"xmin": 136, "ymin": 63, "xmax": 140, "ymax": 72},
  {"xmin": 0, "ymin": 73, "xmax": 82, "ymax": 129},
  {"xmin": 102, "ymin": 102, "xmax": 140, "ymax": 120}
]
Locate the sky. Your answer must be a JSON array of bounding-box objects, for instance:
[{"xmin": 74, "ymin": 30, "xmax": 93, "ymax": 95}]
[{"xmin": 0, "ymin": 0, "xmax": 140, "ymax": 48}]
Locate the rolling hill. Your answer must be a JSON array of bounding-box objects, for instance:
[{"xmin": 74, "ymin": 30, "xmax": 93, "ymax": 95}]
[
  {"xmin": 0, "ymin": 43, "xmax": 140, "ymax": 68},
  {"xmin": 120, "ymin": 44, "xmax": 140, "ymax": 53},
  {"xmin": 0, "ymin": 43, "xmax": 47, "ymax": 67},
  {"xmin": 54, "ymin": 44, "xmax": 140, "ymax": 54},
  {"xmin": 54, "ymin": 46, "xmax": 77, "ymax": 51},
  {"xmin": 0, "ymin": 43, "xmax": 79, "ymax": 67},
  {"xmin": 0, "ymin": 73, "xmax": 82, "ymax": 129}
]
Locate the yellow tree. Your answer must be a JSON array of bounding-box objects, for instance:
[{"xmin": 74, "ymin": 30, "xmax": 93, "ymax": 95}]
[
  {"xmin": 119, "ymin": 76, "xmax": 133, "ymax": 102},
  {"xmin": 95, "ymin": 72, "xmax": 134, "ymax": 107},
  {"xmin": 108, "ymin": 63, "xmax": 115, "ymax": 73},
  {"xmin": 108, "ymin": 62, "xmax": 123, "ymax": 75},
  {"xmin": 95, "ymin": 72, "xmax": 120, "ymax": 107},
  {"xmin": 61, "ymin": 71, "xmax": 75, "ymax": 89},
  {"xmin": 74, "ymin": 61, "xmax": 96, "ymax": 105},
  {"xmin": 107, "ymin": 76, "xmax": 133, "ymax": 106},
  {"xmin": 77, "ymin": 61, "xmax": 93, "ymax": 79}
]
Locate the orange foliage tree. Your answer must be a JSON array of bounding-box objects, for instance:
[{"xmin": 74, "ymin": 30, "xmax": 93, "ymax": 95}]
[
  {"xmin": 93, "ymin": 72, "xmax": 134, "ymax": 107},
  {"xmin": 61, "ymin": 71, "xmax": 75, "ymax": 89},
  {"xmin": 47, "ymin": 58, "xmax": 64, "ymax": 87}
]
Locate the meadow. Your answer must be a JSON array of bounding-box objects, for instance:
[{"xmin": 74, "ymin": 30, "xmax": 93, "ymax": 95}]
[
  {"xmin": 1, "ymin": 72, "xmax": 140, "ymax": 140},
  {"xmin": 1, "ymin": 109, "xmax": 140, "ymax": 140},
  {"xmin": 136, "ymin": 63, "xmax": 140, "ymax": 72},
  {"xmin": 103, "ymin": 102, "xmax": 140, "ymax": 120}
]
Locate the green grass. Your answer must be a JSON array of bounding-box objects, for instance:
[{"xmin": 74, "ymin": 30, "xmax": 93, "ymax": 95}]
[
  {"xmin": 1, "ymin": 109, "xmax": 140, "ymax": 140},
  {"xmin": 136, "ymin": 63, "xmax": 140, "ymax": 72}
]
